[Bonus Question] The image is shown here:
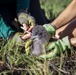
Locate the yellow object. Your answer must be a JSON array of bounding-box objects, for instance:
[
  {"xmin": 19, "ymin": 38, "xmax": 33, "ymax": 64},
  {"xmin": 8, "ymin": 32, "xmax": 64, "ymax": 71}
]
[
  {"xmin": 18, "ymin": 13, "xmax": 35, "ymax": 27},
  {"xmin": 25, "ymin": 39, "xmax": 33, "ymax": 49},
  {"xmin": 25, "ymin": 47, "xmax": 31, "ymax": 55}
]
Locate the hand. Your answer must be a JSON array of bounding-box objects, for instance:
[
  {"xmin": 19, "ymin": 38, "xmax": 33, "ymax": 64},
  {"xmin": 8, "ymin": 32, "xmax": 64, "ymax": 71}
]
[
  {"xmin": 20, "ymin": 23, "xmax": 34, "ymax": 34},
  {"xmin": 12, "ymin": 32, "xmax": 31, "ymax": 44},
  {"xmin": 20, "ymin": 23, "xmax": 32, "ymax": 40},
  {"xmin": 43, "ymin": 23, "xmax": 56, "ymax": 37},
  {"xmin": 40, "ymin": 36, "xmax": 71, "ymax": 59},
  {"xmin": 21, "ymin": 32, "xmax": 32, "ymax": 40},
  {"xmin": 18, "ymin": 12, "xmax": 35, "ymax": 30}
]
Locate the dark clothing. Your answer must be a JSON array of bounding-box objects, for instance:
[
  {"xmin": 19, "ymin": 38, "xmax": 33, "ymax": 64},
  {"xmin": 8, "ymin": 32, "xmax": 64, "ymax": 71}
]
[
  {"xmin": 0, "ymin": 0, "xmax": 48, "ymax": 40},
  {"xmin": 30, "ymin": 0, "xmax": 49, "ymax": 25},
  {"xmin": 0, "ymin": 0, "xmax": 48, "ymax": 25}
]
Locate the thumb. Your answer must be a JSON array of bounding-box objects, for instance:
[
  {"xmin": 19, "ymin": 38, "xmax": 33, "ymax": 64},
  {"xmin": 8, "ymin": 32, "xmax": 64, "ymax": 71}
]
[{"xmin": 28, "ymin": 26, "xmax": 34, "ymax": 32}]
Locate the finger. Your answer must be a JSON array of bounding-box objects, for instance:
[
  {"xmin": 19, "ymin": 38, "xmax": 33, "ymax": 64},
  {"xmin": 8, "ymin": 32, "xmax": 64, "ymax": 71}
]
[
  {"xmin": 24, "ymin": 30, "xmax": 27, "ymax": 34},
  {"xmin": 28, "ymin": 26, "xmax": 34, "ymax": 32},
  {"xmin": 21, "ymin": 23, "xmax": 29, "ymax": 34},
  {"xmin": 20, "ymin": 26, "xmax": 26, "ymax": 30},
  {"xmin": 24, "ymin": 31, "xmax": 32, "ymax": 34},
  {"xmin": 21, "ymin": 33, "xmax": 32, "ymax": 40},
  {"xmin": 22, "ymin": 23, "xmax": 29, "ymax": 31},
  {"xmin": 20, "ymin": 26, "xmax": 27, "ymax": 34}
]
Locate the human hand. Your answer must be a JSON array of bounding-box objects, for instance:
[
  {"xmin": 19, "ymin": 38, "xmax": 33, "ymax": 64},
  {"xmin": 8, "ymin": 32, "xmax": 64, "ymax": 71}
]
[
  {"xmin": 12, "ymin": 32, "xmax": 32, "ymax": 44},
  {"xmin": 18, "ymin": 12, "xmax": 35, "ymax": 31},
  {"xmin": 20, "ymin": 23, "xmax": 34, "ymax": 34},
  {"xmin": 20, "ymin": 23, "xmax": 32, "ymax": 40}
]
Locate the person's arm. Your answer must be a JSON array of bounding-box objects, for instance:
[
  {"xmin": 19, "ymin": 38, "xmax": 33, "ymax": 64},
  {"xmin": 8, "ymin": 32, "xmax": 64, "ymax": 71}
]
[{"xmin": 51, "ymin": 0, "xmax": 76, "ymax": 29}]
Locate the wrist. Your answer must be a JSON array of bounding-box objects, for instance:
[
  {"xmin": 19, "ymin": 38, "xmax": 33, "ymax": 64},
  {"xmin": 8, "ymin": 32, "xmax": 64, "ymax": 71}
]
[
  {"xmin": 51, "ymin": 23, "xmax": 57, "ymax": 30},
  {"xmin": 43, "ymin": 23, "xmax": 56, "ymax": 36},
  {"xmin": 51, "ymin": 20, "xmax": 61, "ymax": 29}
]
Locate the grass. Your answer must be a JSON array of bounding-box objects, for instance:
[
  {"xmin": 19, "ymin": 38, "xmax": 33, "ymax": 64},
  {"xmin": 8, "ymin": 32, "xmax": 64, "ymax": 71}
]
[
  {"xmin": 0, "ymin": 0, "xmax": 76, "ymax": 75},
  {"xmin": 40, "ymin": 0, "xmax": 71, "ymax": 20},
  {"xmin": 0, "ymin": 39, "xmax": 49, "ymax": 75},
  {"xmin": 0, "ymin": 39, "xmax": 76, "ymax": 75}
]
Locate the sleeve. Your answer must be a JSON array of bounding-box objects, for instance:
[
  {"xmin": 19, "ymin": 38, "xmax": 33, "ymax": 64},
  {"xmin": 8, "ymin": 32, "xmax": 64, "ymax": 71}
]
[{"xmin": 17, "ymin": 0, "xmax": 30, "ymax": 13}]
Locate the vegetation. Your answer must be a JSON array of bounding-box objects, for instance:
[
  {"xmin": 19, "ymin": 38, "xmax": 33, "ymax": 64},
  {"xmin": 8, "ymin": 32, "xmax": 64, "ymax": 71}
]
[
  {"xmin": 0, "ymin": 39, "xmax": 76, "ymax": 75},
  {"xmin": 40, "ymin": 0, "xmax": 71, "ymax": 20},
  {"xmin": 0, "ymin": 0, "xmax": 76, "ymax": 75}
]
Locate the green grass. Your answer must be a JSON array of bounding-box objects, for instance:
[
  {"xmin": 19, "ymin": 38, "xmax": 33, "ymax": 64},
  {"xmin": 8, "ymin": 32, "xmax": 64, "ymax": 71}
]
[
  {"xmin": 0, "ymin": 39, "xmax": 76, "ymax": 75},
  {"xmin": 40, "ymin": 0, "xmax": 71, "ymax": 20},
  {"xmin": 0, "ymin": 0, "xmax": 76, "ymax": 75},
  {"xmin": 0, "ymin": 40, "xmax": 50, "ymax": 75}
]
